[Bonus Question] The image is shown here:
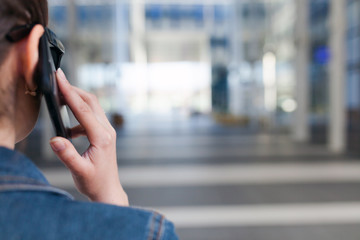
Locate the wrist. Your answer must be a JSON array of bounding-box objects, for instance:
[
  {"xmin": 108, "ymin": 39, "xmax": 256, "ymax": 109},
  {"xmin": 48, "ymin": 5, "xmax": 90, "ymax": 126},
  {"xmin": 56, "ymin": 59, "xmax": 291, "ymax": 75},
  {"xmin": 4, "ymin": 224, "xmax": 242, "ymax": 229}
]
[{"xmin": 90, "ymin": 186, "xmax": 129, "ymax": 207}]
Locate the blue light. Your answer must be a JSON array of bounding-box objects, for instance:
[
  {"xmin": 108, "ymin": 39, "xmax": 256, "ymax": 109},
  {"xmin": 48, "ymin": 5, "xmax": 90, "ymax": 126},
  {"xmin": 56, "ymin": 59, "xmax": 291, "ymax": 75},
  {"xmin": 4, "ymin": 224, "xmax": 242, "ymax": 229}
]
[{"xmin": 314, "ymin": 46, "xmax": 331, "ymax": 65}]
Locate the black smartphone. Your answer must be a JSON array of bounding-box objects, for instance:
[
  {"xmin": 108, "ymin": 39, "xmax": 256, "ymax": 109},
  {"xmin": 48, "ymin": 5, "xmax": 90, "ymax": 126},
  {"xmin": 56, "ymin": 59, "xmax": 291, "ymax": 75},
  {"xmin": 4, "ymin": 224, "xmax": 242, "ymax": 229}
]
[{"xmin": 35, "ymin": 29, "xmax": 71, "ymax": 139}]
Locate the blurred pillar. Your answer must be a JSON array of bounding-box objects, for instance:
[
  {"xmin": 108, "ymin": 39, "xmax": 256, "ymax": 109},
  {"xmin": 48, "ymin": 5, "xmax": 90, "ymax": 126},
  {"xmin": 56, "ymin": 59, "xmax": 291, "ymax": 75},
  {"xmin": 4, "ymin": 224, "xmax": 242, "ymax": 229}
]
[
  {"xmin": 114, "ymin": 0, "xmax": 129, "ymax": 113},
  {"xmin": 228, "ymin": 0, "xmax": 244, "ymax": 116},
  {"xmin": 229, "ymin": 0, "xmax": 242, "ymax": 67},
  {"xmin": 293, "ymin": 0, "xmax": 309, "ymax": 142},
  {"xmin": 130, "ymin": 0, "xmax": 147, "ymax": 63},
  {"xmin": 66, "ymin": 0, "xmax": 77, "ymax": 84},
  {"xmin": 116, "ymin": 0, "xmax": 129, "ymax": 64},
  {"xmin": 328, "ymin": 0, "xmax": 347, "ymax": 153},
  {"xmin": 130, "ymin": 0, "xmax": 148, "ymax": 111}
]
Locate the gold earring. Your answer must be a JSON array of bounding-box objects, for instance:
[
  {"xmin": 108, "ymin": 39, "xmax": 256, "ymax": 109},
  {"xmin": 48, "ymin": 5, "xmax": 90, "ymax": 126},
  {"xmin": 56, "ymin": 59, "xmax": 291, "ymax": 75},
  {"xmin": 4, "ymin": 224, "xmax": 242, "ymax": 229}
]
[{"xmin": 25, "ymin": 85, "xmax": 37, "ymax": 97}]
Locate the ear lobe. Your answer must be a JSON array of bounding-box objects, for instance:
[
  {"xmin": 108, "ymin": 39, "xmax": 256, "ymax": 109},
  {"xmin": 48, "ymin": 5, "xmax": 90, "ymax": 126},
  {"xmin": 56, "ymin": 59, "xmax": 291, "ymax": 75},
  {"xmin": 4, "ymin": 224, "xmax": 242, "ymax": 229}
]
[{"xmin": 20, "ymin": 24, "xmax": 45, "ymax": 91}]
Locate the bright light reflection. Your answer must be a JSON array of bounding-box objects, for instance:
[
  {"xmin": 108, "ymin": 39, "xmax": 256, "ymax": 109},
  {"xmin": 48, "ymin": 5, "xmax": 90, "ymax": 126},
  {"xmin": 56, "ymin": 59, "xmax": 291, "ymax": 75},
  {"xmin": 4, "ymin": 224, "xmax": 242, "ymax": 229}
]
[
  {"xmin": 281, "ymin": 99, "xmax": 297, "ymax": 113},
  {"xmin": 263, "ymin": 52, "xmax": 277, "ymax": 112},
  {"xmin": 78, "ymin": 62, "xmax": 211, "ymax": 115}
]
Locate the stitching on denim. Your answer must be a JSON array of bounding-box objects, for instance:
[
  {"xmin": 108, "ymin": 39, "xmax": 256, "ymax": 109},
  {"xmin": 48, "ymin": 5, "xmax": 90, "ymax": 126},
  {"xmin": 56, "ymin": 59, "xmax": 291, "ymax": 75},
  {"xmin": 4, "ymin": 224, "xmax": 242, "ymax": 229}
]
[
  {"xmin": 155, "ymin": 214, "xmax": 165, "ymax": 240},
  {"xmin": 0, "ymin": 184, "xmax": 74, "ymax": 200},
  {"xmin": 147, "ymin": 212, "xmax": 157, "ymax": 240},
  {"xmin": 0, "ymin": 176, "xmax": 46, "ymax": 185}
]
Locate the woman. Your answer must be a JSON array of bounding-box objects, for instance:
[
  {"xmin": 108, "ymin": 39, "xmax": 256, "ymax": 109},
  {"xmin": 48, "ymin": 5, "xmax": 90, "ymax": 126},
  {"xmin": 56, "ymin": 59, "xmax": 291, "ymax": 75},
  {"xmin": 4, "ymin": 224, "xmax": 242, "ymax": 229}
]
[{"xmin": 0, "ymin": 1, "xmax": 178, "ymax": 239}]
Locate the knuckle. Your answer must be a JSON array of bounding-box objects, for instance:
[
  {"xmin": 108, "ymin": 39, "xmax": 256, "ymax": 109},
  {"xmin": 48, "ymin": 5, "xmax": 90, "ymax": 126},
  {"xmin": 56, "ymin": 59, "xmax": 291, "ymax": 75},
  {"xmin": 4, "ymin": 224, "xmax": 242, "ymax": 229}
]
[
  {"xmin": 99, "ymin": 131, "xmax": 113, "ymax": 147},
  {"xmin": 63, "ymin": 151, "xmax": 78, "ymax": 165},
  {"xmin": 68, "ymin": 154, "xmax": 78, "ymax": 164},
  {"xmin": 88, "ymin": 93, "xmax": 98, "ymax": 102},
  {"xmin": 78, "ymin": 102, "xmax": 91, "ymax": 113},
  {"xmin": 68, "ymin": 85, "xmax": 77, "ymax": 92},
  {"xmin": 61, "ymin": 86, "xmax": 71, "ymax": 97}
]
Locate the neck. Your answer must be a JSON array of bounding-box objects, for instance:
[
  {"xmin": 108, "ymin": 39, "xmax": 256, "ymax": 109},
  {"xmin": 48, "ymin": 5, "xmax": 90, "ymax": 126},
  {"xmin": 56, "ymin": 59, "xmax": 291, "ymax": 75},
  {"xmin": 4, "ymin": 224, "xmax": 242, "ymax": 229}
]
[
  {"xmin": 0, "ymin": 119, "xmax": 16, "ymax": 149},
  {"xmin": 0, "ymin": 55, "xmax": 16, "ymax": 150}
]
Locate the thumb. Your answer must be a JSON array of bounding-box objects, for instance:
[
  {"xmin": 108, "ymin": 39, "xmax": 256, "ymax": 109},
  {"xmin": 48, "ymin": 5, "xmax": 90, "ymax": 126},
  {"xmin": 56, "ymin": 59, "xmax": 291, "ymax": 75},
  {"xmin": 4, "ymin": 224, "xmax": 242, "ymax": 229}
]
[{"xmin": 50, "ymin": 137, "xmax": 87, "ymax": 175}]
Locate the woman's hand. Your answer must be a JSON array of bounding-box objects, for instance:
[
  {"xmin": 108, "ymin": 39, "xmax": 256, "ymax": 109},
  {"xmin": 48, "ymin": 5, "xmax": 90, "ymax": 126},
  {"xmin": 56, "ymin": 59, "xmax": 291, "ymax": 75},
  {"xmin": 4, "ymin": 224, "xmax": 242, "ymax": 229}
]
[{"xmin": 49, "ymin": 69, "xmax": 128, "ymax": 207}]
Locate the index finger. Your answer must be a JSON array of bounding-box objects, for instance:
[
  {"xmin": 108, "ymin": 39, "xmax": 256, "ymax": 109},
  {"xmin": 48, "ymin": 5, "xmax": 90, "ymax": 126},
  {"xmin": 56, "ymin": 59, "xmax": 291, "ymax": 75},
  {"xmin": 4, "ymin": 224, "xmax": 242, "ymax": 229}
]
[{"xmin": 56, "ymin": 69, "xmax": 110, "ymax": 146}]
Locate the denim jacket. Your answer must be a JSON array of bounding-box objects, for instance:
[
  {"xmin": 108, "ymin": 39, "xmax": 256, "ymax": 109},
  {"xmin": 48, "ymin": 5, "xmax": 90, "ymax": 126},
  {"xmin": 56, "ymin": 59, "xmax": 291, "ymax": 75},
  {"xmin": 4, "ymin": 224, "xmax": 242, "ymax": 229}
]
[{"xmin": 0, "ymin": 147, "xmax": 178, "ymax": 240}]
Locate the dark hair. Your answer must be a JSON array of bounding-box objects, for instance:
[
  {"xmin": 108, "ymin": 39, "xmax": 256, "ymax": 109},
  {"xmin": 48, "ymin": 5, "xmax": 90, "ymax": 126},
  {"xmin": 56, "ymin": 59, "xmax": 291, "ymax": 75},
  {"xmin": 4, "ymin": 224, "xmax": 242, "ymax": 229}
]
[{"xmin": 0, "ymin": 0, "xmax": 48, "ymax": 64}]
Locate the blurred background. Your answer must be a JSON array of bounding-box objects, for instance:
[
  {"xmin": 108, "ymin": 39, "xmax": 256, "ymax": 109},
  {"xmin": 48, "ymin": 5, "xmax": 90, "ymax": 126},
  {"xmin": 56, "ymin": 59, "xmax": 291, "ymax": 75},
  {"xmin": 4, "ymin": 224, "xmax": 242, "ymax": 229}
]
[{"xmin": 15, "ymin": 0, "xmax": 360, "ymax": 239}]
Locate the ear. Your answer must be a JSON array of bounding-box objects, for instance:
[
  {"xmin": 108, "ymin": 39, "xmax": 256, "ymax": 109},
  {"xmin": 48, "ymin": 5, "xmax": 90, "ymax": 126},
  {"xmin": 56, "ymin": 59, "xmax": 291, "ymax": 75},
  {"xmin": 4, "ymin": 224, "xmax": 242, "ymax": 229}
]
[{"xmin": 18, "ymin": 24, "xmax": 45, "ymax": 91}]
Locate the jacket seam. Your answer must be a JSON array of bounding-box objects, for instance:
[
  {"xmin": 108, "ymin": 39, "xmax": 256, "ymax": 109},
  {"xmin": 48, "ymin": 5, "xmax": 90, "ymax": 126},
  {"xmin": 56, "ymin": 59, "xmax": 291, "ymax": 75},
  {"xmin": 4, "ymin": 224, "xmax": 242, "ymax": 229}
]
[
  {"xmin": 155, "ymin": 214, "xmax": 165, "ymax": 240},
  {"xmin": 0, "ymin": 184, "xmax": 74, "ymax": 200},
  {"xmin": 147, "ymin": 212, "xmax": 157, "ymax": 240},
  {"xmin": 0, "ymin": 176, "xmax": 47, "ymax": 185}
]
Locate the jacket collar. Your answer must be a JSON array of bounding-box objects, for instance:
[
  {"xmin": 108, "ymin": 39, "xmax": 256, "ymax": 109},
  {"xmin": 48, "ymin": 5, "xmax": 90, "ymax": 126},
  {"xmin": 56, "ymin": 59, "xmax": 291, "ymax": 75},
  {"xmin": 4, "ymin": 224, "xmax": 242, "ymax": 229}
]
[{"xmin": 0, "ymin": 147, "xmax": 49, "ymax": 186}]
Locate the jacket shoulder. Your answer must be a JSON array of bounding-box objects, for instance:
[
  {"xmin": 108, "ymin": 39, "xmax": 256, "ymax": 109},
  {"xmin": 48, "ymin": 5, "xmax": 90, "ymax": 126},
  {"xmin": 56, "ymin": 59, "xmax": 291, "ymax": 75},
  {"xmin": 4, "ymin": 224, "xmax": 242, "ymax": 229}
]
[
  {"xmin": 0, "ymin": 192, "xmax": 178, "ymax": 240},
  {"xmin": 54, "ymin": 199, "xmax": 178, "ymax": 240}
]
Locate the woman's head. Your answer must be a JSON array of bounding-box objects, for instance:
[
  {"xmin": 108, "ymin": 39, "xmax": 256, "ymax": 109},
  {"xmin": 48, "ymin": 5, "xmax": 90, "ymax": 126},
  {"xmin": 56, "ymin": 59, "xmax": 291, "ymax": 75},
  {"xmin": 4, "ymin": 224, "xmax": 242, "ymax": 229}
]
[
  {"xmin": 0, "ymin": 0, "xmax": 48, "ymax": 146},
  {"xmin": 0, "ymin": 0, "xmax": 48, "ymax": 64}
]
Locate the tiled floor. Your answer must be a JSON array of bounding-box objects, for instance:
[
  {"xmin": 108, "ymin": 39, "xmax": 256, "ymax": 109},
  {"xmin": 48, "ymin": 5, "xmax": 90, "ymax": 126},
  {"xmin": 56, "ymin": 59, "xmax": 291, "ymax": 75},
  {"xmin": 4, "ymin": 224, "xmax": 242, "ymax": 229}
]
[{"xmin": 37, "ymin": 116, "xmax": 360, "ymax": 240}]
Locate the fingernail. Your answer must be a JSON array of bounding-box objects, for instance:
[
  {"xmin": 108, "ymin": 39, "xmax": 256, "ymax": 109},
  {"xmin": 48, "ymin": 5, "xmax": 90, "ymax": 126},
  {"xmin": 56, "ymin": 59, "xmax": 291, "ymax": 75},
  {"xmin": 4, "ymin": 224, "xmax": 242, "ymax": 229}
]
[
  {"xmin": 50, "ymin": 139, "xmax": 66, "ymax": 152},
  {"xmin": 57, "ymin": 68, "xmax": 67, "ymax": 82}
]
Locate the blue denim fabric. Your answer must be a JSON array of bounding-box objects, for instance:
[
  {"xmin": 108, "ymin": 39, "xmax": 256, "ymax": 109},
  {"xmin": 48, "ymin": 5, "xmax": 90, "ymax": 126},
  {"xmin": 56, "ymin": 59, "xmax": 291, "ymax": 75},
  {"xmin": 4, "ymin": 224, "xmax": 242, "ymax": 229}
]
[{"xmin": 0, "ymin": 147, "xmax": 179, "ymax": 240}]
